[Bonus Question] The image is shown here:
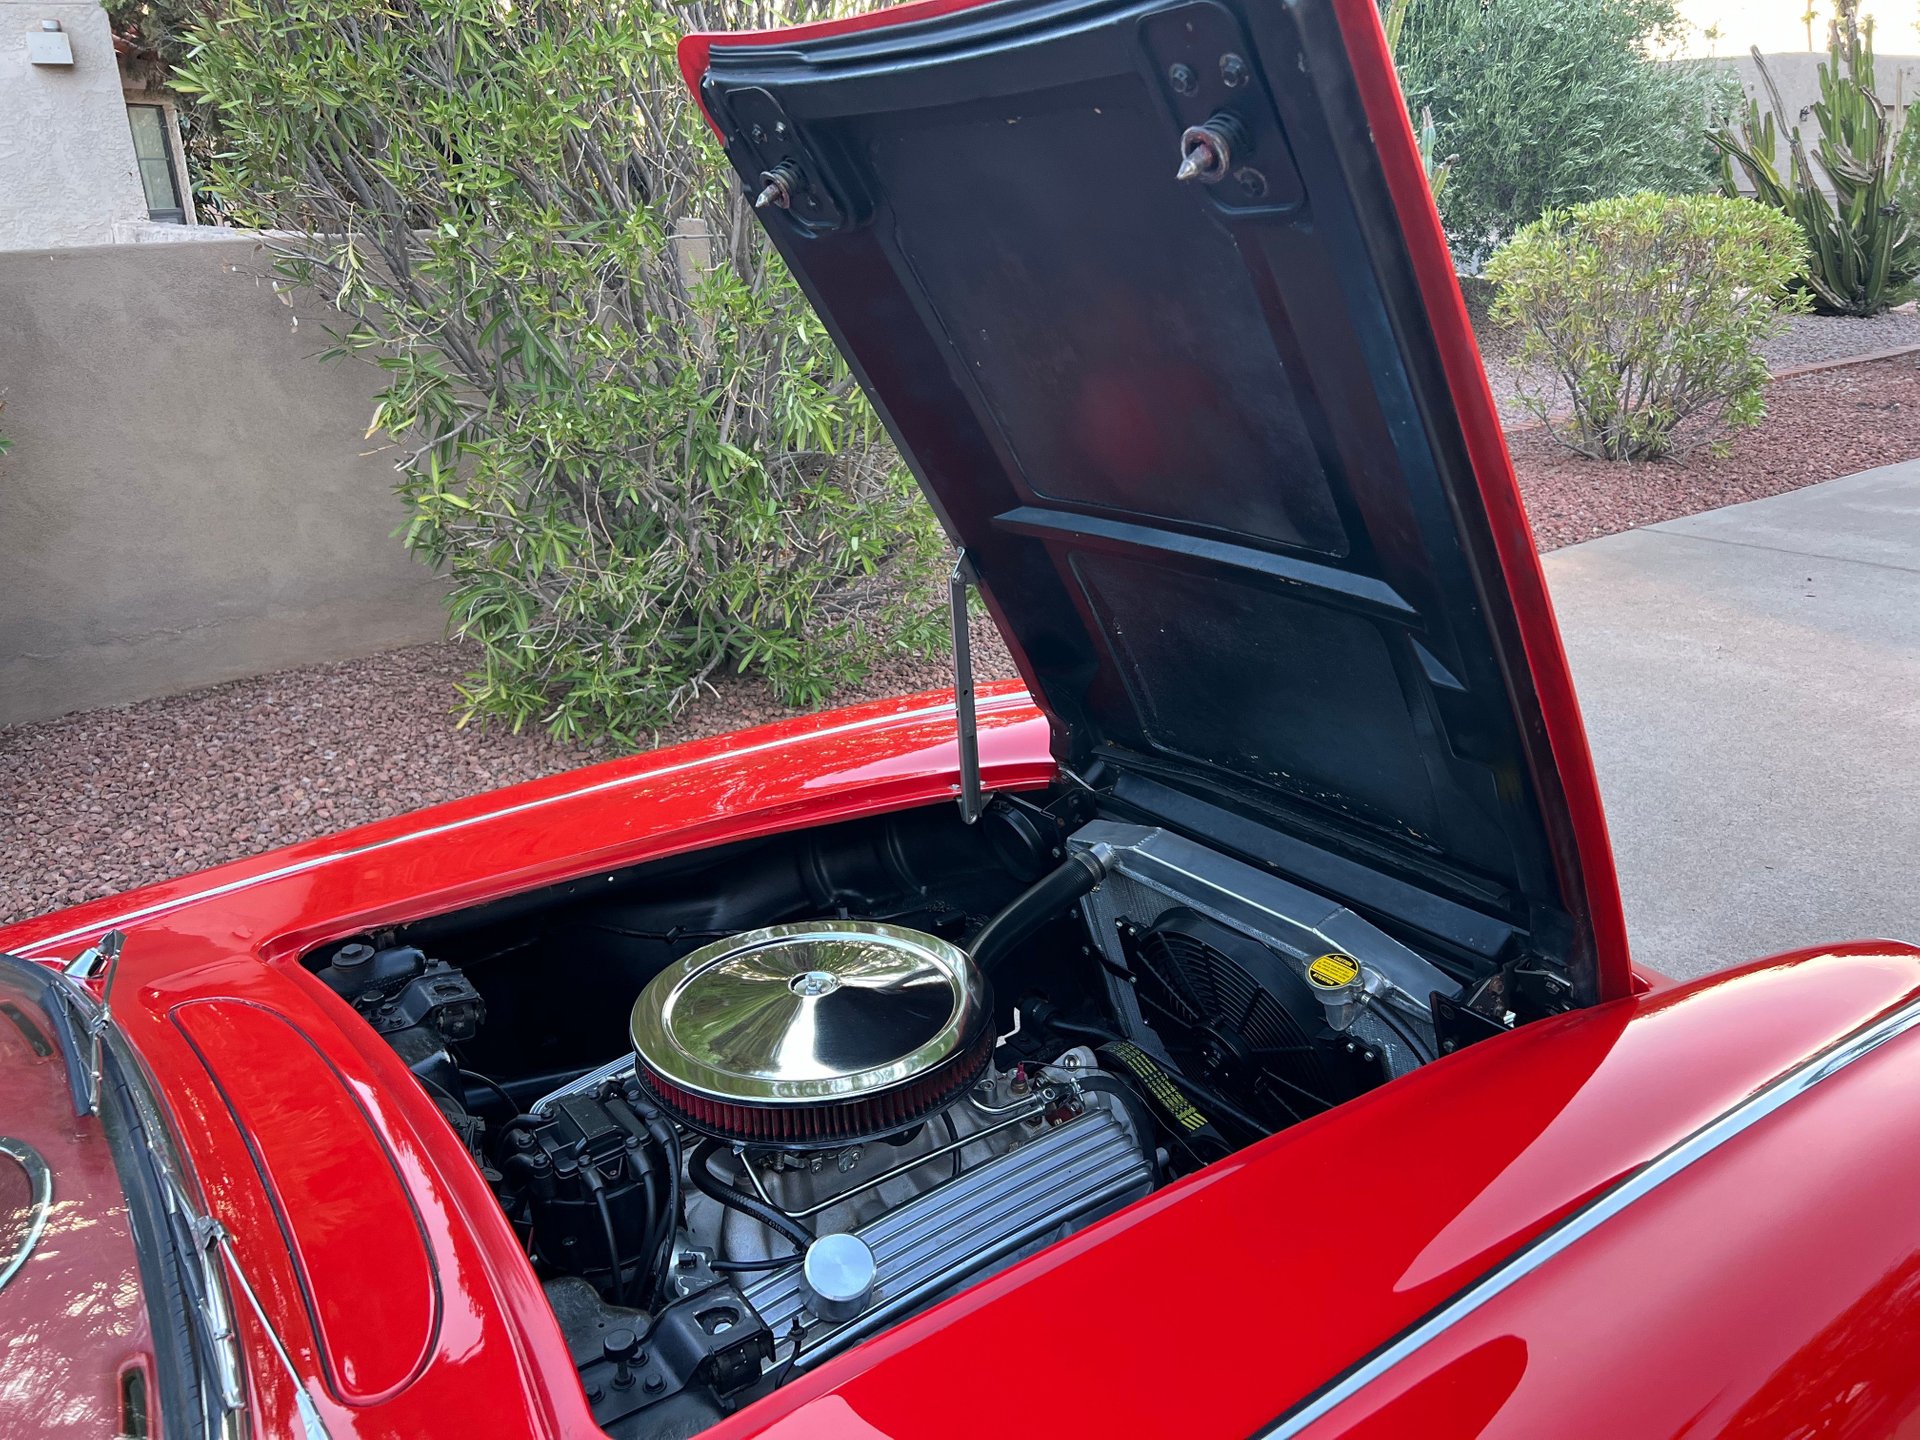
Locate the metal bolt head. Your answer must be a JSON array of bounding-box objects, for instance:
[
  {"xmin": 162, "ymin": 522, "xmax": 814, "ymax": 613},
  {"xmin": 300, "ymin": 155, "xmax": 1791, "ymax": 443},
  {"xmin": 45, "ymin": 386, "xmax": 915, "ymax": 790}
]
[
  {"xmin": 1233, "ymin": 166, "xmax": 1268, "ymax": 200},
  {"xmin": 1219, "ymin": 52, "xmax": 1249, "ymax": 87},
  {"xmin": 1168, "ymin": 62, "xmax": 1198, "ymax": 95}
]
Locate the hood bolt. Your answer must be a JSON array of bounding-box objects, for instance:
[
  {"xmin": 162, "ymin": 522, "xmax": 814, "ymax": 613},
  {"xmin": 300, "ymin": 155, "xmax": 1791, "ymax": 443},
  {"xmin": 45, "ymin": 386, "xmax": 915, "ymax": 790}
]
[
  {"xmin": 754, "ymin": 162, "xmax": 801, "ymax": 210},
  {"xmin": 1219, "ymin": 51, "xmax": 1249, "ymax": 87},
  {"xmin": 1167, "ymin": 62, "xmax": 1198, "ymax": 95},
  {"xmin": 1176, "ymin": 113, "xmax": 1248, "ymax": 184}
]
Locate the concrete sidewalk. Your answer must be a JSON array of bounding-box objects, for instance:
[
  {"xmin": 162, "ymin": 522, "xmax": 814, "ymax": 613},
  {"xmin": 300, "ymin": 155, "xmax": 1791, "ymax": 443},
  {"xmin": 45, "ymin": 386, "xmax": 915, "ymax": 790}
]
[{"xmin": 1545, "ymin": 460, "xmax": 1920, "ymax": 982}]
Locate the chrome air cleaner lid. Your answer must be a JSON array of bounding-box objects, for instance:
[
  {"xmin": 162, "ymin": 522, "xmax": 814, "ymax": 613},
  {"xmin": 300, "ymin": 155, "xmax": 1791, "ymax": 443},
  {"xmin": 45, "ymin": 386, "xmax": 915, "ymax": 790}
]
[{"xmin": 630, "ymin": 921, "xmax": 992, "ymax": 1146}]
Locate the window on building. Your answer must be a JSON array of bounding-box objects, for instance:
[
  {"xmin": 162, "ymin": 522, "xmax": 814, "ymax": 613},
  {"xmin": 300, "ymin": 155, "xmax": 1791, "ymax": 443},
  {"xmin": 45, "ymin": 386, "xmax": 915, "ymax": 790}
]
[{"xmin": 125, "ymin": 104, "xmax": 184, "ymax": 223}]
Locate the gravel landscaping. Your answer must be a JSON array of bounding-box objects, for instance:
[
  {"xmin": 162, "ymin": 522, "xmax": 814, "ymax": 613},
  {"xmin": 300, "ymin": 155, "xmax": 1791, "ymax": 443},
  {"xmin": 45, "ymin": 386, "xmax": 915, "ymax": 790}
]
[
  {"xmin": 5, "ymin": 349, "xmax": 1919, "ymax": 927},
  {"xmin": 1479, "ymin": 309, "xmax": 1920, "ymax": 425},
  {"xmin": 1515, "ymin": 352, "xmax": 1920, "ymax": 550}
]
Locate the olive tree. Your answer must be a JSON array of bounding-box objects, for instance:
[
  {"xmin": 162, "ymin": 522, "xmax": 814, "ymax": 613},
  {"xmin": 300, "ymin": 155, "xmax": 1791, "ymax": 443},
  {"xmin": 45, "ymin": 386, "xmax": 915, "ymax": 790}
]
[{"xmin": 178, "ymin": 0, "xmax": 945, "ymax": 743}]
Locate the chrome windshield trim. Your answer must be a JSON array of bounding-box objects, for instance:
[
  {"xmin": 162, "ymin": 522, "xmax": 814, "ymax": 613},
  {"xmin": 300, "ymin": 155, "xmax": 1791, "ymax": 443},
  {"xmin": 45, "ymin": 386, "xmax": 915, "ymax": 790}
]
[
  {"xmin": 1258, "ymin": 993, "xmax": 1920, "ymax": 1439},
  {"xmin": 0, "ymin": 1136, "xmax": 53, "ymax": 1292}
]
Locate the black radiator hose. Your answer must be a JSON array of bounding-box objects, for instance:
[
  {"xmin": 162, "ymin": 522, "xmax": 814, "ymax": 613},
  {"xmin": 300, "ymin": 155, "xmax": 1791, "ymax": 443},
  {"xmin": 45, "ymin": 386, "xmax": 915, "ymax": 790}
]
[{"xmin": 970, "ymin": 846, "xmax": 1113, "ymax": 973}]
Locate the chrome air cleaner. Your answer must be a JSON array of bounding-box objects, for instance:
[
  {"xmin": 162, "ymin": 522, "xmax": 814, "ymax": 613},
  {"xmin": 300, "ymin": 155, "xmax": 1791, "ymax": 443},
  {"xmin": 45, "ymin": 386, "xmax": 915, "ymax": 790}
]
[{"xmin": 630, "ymin": 921, "xmax": 992, "ymax": 1148}]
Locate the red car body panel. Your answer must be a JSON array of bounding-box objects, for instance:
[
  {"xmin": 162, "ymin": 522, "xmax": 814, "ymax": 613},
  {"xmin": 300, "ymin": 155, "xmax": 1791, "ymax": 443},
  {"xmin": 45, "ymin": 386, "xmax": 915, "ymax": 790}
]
[
  {"xmin": 0, "ymin": 997, "xmax": 158, "ymax": 1437},
  {"xmin": 6, "ymin": 679, "xmax": 1917, "ymax": 1438},
  {"xmin": 688, "ymin": 944, "xmax": 1920, "ymax": 1440},
  {"xmin": 1300, "ymin": 998, "xmax": 1920, "ymax": 1439}
]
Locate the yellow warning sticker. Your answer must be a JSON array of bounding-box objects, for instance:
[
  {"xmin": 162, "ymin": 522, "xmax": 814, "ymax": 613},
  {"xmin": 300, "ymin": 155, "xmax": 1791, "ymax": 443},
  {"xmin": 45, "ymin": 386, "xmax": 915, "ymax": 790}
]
[{"xmin": 1307, "ymin": 952, "xmax": 1361, "ymax": 989}]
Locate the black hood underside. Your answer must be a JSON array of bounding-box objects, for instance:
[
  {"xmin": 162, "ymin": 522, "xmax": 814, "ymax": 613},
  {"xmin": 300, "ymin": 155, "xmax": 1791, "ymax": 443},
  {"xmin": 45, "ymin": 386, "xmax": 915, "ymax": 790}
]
[{"xmin": 696, "ymin": 0, "xmax": 1576, "ymax": 956}]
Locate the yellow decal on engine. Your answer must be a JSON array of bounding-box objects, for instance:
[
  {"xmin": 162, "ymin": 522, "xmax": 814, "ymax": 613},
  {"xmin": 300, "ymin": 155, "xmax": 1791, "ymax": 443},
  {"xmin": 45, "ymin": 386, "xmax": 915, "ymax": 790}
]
[{"xmin": 1307, "ymin": 952, "xmax": 1361, "ymax": 989}]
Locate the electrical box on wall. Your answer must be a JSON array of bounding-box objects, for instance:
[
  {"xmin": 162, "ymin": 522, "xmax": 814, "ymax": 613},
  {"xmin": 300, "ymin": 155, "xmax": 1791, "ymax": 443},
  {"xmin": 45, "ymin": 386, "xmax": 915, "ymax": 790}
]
[{"xmin": 28, "ymin": 22, "xmax": 74, "ymax": 65}]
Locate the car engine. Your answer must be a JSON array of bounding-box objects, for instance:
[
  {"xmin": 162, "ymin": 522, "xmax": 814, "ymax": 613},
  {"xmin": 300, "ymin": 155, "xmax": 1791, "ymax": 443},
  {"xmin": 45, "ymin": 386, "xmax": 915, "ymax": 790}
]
[{"xmin": 320, "ymin": 810, "xmax": 1467, "ymax": 1439}]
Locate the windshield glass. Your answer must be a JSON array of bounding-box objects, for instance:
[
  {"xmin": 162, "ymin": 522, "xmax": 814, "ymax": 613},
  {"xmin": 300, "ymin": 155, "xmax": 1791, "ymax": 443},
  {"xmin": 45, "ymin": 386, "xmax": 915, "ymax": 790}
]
[{"xmin": 0, "ymin": 966, "xmax": 161, "ymax": 1437}]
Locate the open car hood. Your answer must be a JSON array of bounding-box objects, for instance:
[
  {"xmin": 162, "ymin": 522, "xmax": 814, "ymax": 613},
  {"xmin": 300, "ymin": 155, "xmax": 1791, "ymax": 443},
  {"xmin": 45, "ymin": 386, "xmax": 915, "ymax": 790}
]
[{"xmin": 683, "ymin": 0, "xmax": 1628, "ymax": 999}]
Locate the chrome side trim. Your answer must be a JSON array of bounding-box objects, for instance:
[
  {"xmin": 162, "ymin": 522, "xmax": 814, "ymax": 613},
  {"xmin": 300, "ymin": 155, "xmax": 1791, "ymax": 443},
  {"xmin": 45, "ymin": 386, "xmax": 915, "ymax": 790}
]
[{"xmin": 1259, "ymin": 993, "xmax": 1920, "ymax": 1439}]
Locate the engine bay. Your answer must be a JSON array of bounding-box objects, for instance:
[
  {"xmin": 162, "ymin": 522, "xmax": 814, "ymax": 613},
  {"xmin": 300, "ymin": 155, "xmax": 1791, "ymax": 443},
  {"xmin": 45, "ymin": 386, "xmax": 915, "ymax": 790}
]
[{"xmin": 307, "ymin": 793, "xmax": 1543, "ymax": 1438}]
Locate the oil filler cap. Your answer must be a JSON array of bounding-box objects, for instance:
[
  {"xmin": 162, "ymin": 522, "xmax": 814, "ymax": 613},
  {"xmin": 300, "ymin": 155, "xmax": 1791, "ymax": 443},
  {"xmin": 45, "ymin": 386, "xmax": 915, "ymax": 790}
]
[{"xmin": 803, "ymin": 1233, "xmax": 877, "ymax": 1322}]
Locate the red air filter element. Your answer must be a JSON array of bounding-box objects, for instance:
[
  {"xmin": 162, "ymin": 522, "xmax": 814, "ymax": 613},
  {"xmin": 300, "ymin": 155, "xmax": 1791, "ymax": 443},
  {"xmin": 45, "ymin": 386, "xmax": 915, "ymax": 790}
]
[{"xmin": 637, "ymin": 1023, "xmax": 993, "ymax": 1148}]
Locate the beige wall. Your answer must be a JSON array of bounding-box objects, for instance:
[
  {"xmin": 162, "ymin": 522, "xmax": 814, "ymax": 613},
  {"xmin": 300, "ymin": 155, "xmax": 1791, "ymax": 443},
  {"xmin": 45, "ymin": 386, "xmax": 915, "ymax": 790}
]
[
  {"xmin": 0, "ymin": 237, "xmax": 449, "ymax": 727},
  {"xmin": 1704, "ymin": 50, "xmax": 1920, "ymax": 191},
  {"xmin": 1677, "ymin": 3, "xmax": 1920, "ymax": 59},
  {"xmin": 1719, "ymin": 50, "xmax": 1920, "ymax": 120},
  {"xmin": 0, "ymin": 0, "xmax": 149, "ymax": 249}
]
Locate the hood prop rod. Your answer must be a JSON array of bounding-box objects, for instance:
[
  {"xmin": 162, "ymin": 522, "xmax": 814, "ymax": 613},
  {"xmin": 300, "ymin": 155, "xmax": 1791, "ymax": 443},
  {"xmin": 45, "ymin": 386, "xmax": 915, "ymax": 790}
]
[{"xmin": 951, "ymin": 551, "xmax": 983, "ymax": 825}]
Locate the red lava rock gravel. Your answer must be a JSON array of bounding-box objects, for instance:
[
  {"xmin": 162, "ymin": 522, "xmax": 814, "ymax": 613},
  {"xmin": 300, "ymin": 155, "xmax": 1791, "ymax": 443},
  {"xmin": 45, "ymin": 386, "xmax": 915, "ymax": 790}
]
[
  {"xmin": 1512, "ymin": 353, "xmax": 1920, "ymax": 550},
  {"xmin": 4, "ymin": 355, "xmax": 1916, "ymax": 926}
]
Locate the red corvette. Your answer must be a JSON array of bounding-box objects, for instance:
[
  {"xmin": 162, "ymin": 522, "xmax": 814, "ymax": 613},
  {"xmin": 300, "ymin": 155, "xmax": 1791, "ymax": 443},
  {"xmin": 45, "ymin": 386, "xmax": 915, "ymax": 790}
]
[{"xmin": 8, "ymin": 0, "xmax": 1920, "ymax": 1436}]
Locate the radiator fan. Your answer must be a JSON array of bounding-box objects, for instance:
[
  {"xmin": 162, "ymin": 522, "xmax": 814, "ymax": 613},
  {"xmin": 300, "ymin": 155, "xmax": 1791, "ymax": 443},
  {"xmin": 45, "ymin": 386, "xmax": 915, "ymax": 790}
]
[{"xmin": 1124, "ymin": 909, "xmax": 1376, "ymax": 1130}]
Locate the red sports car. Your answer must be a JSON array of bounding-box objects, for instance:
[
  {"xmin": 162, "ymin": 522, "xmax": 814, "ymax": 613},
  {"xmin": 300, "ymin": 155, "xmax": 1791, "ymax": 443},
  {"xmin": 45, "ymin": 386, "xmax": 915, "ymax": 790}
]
[{"xmin": 8, "ymin": 0, "xmax": 1920, "ymax": 1436}]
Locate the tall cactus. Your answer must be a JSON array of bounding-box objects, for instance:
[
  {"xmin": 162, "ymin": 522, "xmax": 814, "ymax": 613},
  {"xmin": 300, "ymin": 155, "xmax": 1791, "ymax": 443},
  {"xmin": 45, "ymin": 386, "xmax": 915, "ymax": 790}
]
[{"xmin": 1710, "ymin": 4, "xmax": 1920, "ymax": 316}]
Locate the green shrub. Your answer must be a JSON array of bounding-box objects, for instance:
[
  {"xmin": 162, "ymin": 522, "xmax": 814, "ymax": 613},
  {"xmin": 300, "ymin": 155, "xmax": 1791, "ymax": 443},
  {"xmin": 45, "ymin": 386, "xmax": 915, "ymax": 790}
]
[
  {"xmin": 1710, "ymin": 7, "xmax": 1920, "ymax": 317},
  {"xmin": 1485, "ymin": 192, "xmax": 1808, "ymax": 460},
  {"xmin": 1391, "ymin": 0, "xmax": 1734, "ymax": 261},
  {"xmin": 175, "ymin": 0, "xmax": 945, "ymax": 745}
]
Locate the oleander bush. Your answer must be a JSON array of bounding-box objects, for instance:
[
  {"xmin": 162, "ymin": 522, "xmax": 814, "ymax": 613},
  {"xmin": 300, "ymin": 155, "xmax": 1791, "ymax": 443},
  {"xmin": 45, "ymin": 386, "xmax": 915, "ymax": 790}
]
[
  {"xmin": 176, "ymin": 0, "xmax": 945, "ymax": 744},
  {"xmin": 1390, "ymin": 0, "xmax": 1733, "ymax": 263},
  {"xmin": 1485, "ymin": 192, "xmax": 1808, "ymax": 460}
]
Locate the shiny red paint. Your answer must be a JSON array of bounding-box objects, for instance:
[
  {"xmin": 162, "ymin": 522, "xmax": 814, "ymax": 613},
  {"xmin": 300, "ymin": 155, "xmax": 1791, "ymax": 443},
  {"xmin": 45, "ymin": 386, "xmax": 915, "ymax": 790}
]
[
  {"xmin": 173, "ymin": 999, "xmax": 442, "ymax": 1404},
  {"xmin": 687, "ymin": 943, "xmax": 1920, "ymax": 1440},
  {"xmin": 1300, "ymin": 964, "xmax": 1920, "ymax": 1438},
  {"xmin": 0, "ymin": 683, "xmax": 1052, "ymax": 1437}
]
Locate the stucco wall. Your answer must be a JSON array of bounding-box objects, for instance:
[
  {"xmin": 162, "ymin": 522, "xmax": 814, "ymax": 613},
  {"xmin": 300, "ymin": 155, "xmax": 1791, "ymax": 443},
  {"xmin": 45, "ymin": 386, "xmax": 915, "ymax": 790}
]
[
  {"xmin": 0, "ymin": 0, "xmax": 149, "ymax": 250},
  {"xmin": 1709, "ymin": 52, "xmax": 1920, "ymax": 182},
  {"xmin": 0, "ymin": 238, "xmax": 449, "ymax": 727}
]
